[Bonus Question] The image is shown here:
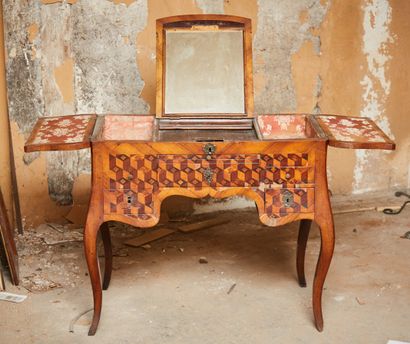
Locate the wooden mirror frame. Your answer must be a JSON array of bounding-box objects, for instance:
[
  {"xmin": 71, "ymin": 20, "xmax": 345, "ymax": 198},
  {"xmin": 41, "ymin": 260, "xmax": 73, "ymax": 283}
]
[{"xmin": 155, "ymin": 15, "xmax": 254, "ymax": 119}]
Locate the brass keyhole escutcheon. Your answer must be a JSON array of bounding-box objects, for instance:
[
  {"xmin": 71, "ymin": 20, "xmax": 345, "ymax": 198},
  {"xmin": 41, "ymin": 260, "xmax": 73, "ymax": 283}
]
[
  {"xmin": 203, "ymin": 143, "xmax": 216, "ymax": 157},
  {"xmin": 282, "ymin": 191, "xmax": 294, "ymax": 208},
  {"xmin": 203, "ymin": 168, "xmax": 213, "ymax": 184}
]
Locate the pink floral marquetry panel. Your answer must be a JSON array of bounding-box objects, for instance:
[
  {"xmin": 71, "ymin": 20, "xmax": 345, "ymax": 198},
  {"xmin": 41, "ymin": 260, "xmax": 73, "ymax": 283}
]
[
  {"xmin": 101, "ymin": 115, "xmax": 154, "ymax": 141},
  {"xmin": 316, "ymin": 115, "xmax": 395, "ymax": 150},
  {"xmin": 257, "ymin": 115, "xmax": 307, "ymax": 140},
  {"xmin": 25, "ymin": 115, "xmax": 96, "ymax": 152}
]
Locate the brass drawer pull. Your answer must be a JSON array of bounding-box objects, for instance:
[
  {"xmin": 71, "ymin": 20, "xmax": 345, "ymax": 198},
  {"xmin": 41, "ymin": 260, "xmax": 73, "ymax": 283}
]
[
  {"xmin": 282, "ymin": 190, "xmax": 294, "ymax": 208},
  {"xmin": 203, "ymin": 168, "xmax": 213, "ymax": 184}
]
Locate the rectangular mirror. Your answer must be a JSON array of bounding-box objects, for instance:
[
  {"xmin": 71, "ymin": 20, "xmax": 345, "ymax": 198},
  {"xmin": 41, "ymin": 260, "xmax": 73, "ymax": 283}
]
[
  {"xmin": 156, "ymin": 15, "xmax": 254, "ymax": 119},
  {"xmin": 165, "ymin": 30, "xmax": 245, "ymax": 114}
]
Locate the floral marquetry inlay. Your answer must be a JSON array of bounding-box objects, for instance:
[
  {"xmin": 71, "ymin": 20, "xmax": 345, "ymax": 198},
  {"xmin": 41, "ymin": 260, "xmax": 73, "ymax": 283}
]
[
  {"xmin": 257, "ymin": 115, "xmax": 307, "ymax": 139},
  {"xmin": 316, "ymin": 115, "xmax": 388, "ymax": 143},
  {"xmin": 101, "ymin": 115, "xmax": 154, "ymax": 141},
  {"xmin": 25, "ymin": 114, "xmax": 96, "ymax": 152}
]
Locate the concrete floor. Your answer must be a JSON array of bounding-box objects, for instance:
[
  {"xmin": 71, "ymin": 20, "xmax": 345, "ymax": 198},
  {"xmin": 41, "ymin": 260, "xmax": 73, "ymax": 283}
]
[{"xmin": 0, "ymin": 197, "xmax": 409, "ymax": 344}]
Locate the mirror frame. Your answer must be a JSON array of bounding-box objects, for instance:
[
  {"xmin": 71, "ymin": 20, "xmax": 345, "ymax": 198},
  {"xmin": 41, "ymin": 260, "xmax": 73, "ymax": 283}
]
[{"xmin": 155, "ymin": 15, "xmax": 254, "ymax": 119}]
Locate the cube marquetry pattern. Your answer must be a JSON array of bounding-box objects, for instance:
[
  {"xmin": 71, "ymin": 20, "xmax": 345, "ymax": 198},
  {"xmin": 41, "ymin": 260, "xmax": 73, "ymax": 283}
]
[
  {"xmin": 107, "ymin": 154, "xmax": 158, "ymax": 191},
  {"xmin": 104, "ymin": 189, "xmax": 154, "ymax": 220},
  {"xmin": 264, "ymin": 188, "xmax": 314, "ymax": 217},
  {"xmin": 157, "ymin": 154, "xmax": 261, "ymax": 187},
  {"xmin": 259, "ymin": 153, "xmax": 309, "ymax": 168},
  {"xmin": 157, "ymin": 154, "xmax": 312, "ymax": 188},
  {"xmin": 104, "ymin": 153, "xmax": 314, "ymax": 218},
  {"xmin": 105, "ymin": 154, "xmax": 158, "ymax": 218}
]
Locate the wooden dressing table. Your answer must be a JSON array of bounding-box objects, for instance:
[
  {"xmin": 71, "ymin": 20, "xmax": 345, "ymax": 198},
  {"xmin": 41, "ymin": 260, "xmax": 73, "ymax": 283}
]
[{"xmin": 24, "ymin": 15, "xmax": 395, "ymax": 335}]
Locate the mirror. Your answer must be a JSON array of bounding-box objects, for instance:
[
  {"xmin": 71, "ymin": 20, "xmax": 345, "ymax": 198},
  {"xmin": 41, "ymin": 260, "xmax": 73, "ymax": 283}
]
[
  {"xmin": 156, "ymin": 15, "xmax": 254, "ymax": 119},
  {"xmin": 165, "ymin": 30, "xmax": 245, "ymax": 115}
]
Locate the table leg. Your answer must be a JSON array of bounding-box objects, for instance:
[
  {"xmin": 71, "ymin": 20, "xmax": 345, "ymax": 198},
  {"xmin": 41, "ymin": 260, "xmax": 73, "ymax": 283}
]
[
  {"xmin": 312, "ymin": 213, "xmax": 335, "ymax": 332},
  {"xmin": 297, "ymin": 219, "xmax": 312, "ymax": 287},
  {"xmin": 84, "ymin": 217, "xmax": 103, "ymax": 336},
  {"xmin": 100, "ymin": 222, "xmax": 112, "ymax": 290}
]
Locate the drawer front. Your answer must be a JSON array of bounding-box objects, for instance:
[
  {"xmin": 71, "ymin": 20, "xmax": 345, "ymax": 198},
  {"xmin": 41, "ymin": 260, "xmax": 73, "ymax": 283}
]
[
  {"xmin": 104, "ymin": 189, "xmax": 154, "ymax": 218},
  {"xmin": 105, "ymin": 153, "xmax": 313, "ymax": 190},
  {"xmin": 259, "ymin": 153, "xmax": 309, "ymax": 168},
  {"xmin": 260, "ymin": 153, "xmax": 313, "ymax": 186},
  {"xmin": 157, "ymin": 154, "xmax": 313, "ymax": 188},
  {"xmin": 105, "ymin": 154, "xmax": 158, "ymax": 191},
  {"xmin": 264, "ymin": 188, "xmax": 314, "ymax": 216},
  {"xmin": 157, "ymin": 154, "xmax": 261, "ymax": 187},
  {"xmin": 260, "ymin": 167, "xmax": 313, "ymax": 186}
]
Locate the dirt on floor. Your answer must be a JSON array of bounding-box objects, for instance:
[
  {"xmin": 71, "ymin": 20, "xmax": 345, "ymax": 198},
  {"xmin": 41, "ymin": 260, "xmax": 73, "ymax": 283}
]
[{"xmin": 0, "ymin": 194, "xmax": 409, "ymax": 344}]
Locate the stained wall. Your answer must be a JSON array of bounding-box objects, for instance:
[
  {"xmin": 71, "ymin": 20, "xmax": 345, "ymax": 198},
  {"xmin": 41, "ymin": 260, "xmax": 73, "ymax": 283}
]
[
  {"xmin": 2, "ymin": 0, "xmax": 409, "ymax": 226},
  {"xmin": 0, "ymin": 1, "xmax": 13, "ymax": 223}
]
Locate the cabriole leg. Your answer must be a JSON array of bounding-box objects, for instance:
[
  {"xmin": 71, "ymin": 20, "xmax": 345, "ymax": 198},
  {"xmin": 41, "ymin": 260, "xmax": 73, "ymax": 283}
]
[
  {"xmin": 100, "ymin": 222, "xmax": 112, "ymax": 290},
  {"xmin": 84, "ymin": 218, "xmax": 103, "ymax": 336},
  {"xmin": 297, "ymin": 219, "xmax": 312, "ymax": 287},
  {"xmin": 312, "ymin": 215, "xmax": 335, "ymax": 332}
]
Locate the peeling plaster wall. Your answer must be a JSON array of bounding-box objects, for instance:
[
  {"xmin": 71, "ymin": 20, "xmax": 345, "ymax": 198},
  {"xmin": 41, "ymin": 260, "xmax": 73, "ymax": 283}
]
[
  {"xmin": 72, "ymin": 0, "xmax": 149, "ymax": 114},
  {"xmin": 254, "ymin": 0, "xmax": 328, "ymax": 113},
  {"xmin": 387, "ymin": 0, "xmax": 410, "ymax": 191},
  {"xmin": 354, "ymin": 0, "xmax": 395, "ymax": 193},
  {"xmin": 2, "ymin": 0, "xmax": 409, "ymax": 226}
]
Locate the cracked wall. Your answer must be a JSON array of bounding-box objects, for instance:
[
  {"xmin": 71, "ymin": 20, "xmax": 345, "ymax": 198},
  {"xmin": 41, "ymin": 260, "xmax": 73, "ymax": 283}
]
[{"xmin": 2, "ymin": 0, "xmax": 409, "ymax": 226}]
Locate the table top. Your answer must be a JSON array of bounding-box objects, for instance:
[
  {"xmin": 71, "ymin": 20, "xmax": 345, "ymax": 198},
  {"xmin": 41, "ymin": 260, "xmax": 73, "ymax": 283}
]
[{"xmin": 24, "ymin": 114, "xmax": 395, "ymax": 152}]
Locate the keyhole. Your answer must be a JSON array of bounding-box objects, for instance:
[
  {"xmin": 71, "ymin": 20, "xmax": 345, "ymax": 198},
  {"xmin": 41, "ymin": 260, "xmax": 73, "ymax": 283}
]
[
  {"xmin": 283, "ymin": 192, "xmax": 293, "ymax": 208},
  {"xmin": 203, "ymin": 143, "xmax": 216, "ymax": 156},
  {"xmin": 127, "ymin": 195, "xmax": 132, "ymax": 204}
]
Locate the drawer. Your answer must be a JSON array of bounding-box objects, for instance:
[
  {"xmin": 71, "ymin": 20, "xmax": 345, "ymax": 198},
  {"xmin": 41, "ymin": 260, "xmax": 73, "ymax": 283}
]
[
  {"xmin": 105, "ymin": 154, "xmax": 313, "ymax": 190},
  {"xmin": 104, "ymin": 189, "xmax": 154, "ymax": 217},
  {"xmin": 260, "ymin": 167, "xmax": 314, "ymax": 186},
  {"xmin": 105, "ymin": 154, "xmax": 158, "ymax": 190},
  {"xmin": 157, "ymin": 154, "xmax": 259, "ymax": 165},
  {"xmin": 259, "ymin": 153, "xmax": 309, "ymax": 168},
  {"xmin": 157, "ymin": 154, "xmax": 260, "ymax": 187},
  {"xmin": 264, "ymin": 188, "xmax": 314, "ymax": 216}
]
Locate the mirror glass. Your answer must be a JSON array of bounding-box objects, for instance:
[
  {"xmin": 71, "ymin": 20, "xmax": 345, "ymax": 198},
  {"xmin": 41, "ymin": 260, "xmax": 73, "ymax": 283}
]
[{"xmin": 165, "ymin": 29, "xmax": 245, "ymax": 115}]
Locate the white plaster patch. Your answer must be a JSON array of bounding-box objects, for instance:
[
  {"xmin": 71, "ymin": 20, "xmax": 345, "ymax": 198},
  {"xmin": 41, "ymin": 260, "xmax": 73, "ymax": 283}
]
[
  {"xmin": 9, "ymin": 47, "xmax": 17, "ymax": 58},
  {"xmin": 195, "ymin": 0, "xmax": 224, "ymax": 14},
  {"xmin": 362, "ymin": 0, "xmax": 394, "ymax": 97},
  {"xmin": 194, "ymin": 197, "xmax": 255, "ymax": 214},
  {"xmin": 353, "ymin": 0, "xmax": 395, "ymax": 194}
]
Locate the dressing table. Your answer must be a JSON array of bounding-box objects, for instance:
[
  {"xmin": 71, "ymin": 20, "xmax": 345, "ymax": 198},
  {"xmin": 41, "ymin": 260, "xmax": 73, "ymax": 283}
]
[{"xmin": 24, "ymin": 15, "xmax": 395, "ymax": 335}]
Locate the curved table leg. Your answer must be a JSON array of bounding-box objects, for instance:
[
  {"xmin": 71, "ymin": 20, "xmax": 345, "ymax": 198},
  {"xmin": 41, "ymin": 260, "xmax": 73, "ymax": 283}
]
[
  {"xmin": 312, "ymin": 215, "xmax": 335, "ymax": 332},
  {"xmin": 100, "ymin": 222, "xmax": 112, "ymax": 290},
  {"xmin": 84, "ymin": 217, "xmax": 103, "ymax": 336},
  {"xmin": 297, "ymin": 219, "xmax": 312, "ymax": 287}
]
